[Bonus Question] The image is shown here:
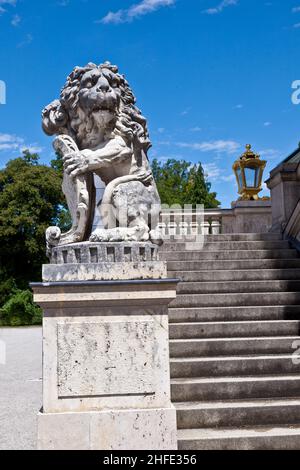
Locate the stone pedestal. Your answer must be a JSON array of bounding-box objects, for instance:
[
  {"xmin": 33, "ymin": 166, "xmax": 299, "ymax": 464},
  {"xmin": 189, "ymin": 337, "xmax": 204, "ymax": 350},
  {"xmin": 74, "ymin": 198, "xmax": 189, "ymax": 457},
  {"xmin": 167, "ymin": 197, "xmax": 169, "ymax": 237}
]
[
  {"xmin": 43, "ymin": 242, "xmax": 166, "ymax": 282},
  {"xmin": 32, "ymin": 278, "xmax": 178, "ymax": 450},
  {"xmin": 221, "ymin": 200, "xmax": 272, "ymax": 234}
]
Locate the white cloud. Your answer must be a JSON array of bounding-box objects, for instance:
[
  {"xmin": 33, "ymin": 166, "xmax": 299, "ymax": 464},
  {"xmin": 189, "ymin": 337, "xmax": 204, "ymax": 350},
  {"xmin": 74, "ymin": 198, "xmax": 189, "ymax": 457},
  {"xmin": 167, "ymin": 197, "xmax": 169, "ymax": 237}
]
[
  {"xmin": 158, "ymin": 127, "xmax": 165, "ymax": 133},
  {"xmin": 0, "ymin": 133, "xmax": 23, "ymax": 151},
  {"xmin": 176, "ymin": 139, "xmax": 241, "ymax": 154},
  {"xmin": 20, "ymin": 144, "xmax": 43, "ymax": 154},
  {"xmin": 202, "ymin": 163, "xmax": 221, "ymax": 180},
  {"xmin": 99, "ymin": 0, "xmax": 176, "ymax": 24},
  {"xmin": 294, "ymin": 22, "xmax": 300, "ymax": 28},
  {"xmin": 155, "ymin": 155, "xmax": 177, "ymax": 164},
  {"xmin": 0, "ymin": 133, "xmax": 42, "ymax": 154},
  {"xmin": 202, "ymin": 164, "xmax": 238, "ymax": 185},
  {"xmin": 190, "ymin": 126, "xmax": 202, "ymax": 132},
  {"xmin": 221, "ymin": 174, "xmax": 236, "ymax": 182},
  {"xmin": 11, "ymin": 13, "xmax": 20, "ymax": 26},
  {"xmin": 0, "ymin": 0, "xmax": 16, "ymax": 14},
  {"xmin": 202, "ymin": 163, "xmax": 236, "ymax": 183},
  {"xmin": 258, "ymin": 148, "xmax": 280, "ymax": 160},
  {"xmin": 292, "ymin": 6, "xmax": 300, "ymax": 13},
  {"xmin": 0, "ymin": 0, "xmax": 16, "ymax": 6},
  {"xmin": 17, "ymin": 33, "xmax": 33, "ymax": 48},
  {"xmin": 0, "ymin": 133, "xmax": 21, "ymax": 143},
  {"xmin": 263, "ymin": 121, "xmax": 272, "ymax": 127},
  {"xmin": 203, "ymin": 0, "xmax": 238, "ymax": 15},
  {"xmin": 180, "ymin": 107, "xmax": 191, "ymax": 116},
  {"xmin": 233, "ymin": 104, "xmax": 243, "ymax": 109}
]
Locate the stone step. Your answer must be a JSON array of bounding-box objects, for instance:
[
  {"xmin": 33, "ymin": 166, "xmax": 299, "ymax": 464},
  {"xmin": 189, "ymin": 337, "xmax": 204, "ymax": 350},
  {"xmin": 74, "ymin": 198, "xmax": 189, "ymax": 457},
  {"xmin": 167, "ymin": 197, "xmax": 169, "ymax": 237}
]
[
  {"xmin": 171, "ymin": 374, "xmax": 300, "ymax": 402},
  {"xmin": 176, "ymin": 280, "xmax": 300, "ymax": 294},
  {"xmin": 169, "ymin": 306, "xmax": 300, "ymax": 323},
  {"xmin": 170, "ymin": 354, "xmax": 300, "ymax": 378},
  {"xmin": 169, "ymin": 320, "xmax": 300, "ymax": 339},
  {"xmin": 167, "ymin": 233, "xmax": 282, "ymax": 242},
  {"xmin": 170, "ymin": 292, "xmax": 300, "ymax": 308},
  {"xmin": 205, "ymin": 233, "xmax": 283, "ymax": 242},
  {"xmin": 167, "ymin": 259, "xmax": 300, "ymax": 271},
  {"xmin": 176, "ymin": 397, "xmax": 300, "ymax": 429},
  {"xmin": 177, "ymin": 424, "xmax": 300, "ymax": 450},
  {"xmin": 161, "ymin": 249, "xmax": 298, "ymax": 261},
  {"xmin": 162, "ymin": 240, "xmax": 290, "ymax": 252},
  {"xmin": 168, "ymin": 269, "xmax": 300, "ymax": 282},
  {"xmin": 170, "ymin": 336, "xmax": 299, "ymax": 358}
]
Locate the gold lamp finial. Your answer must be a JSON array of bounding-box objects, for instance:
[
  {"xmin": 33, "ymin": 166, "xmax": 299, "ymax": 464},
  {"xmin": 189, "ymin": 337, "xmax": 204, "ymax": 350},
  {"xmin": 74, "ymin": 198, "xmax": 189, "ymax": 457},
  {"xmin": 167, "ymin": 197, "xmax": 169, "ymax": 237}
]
[{"xmin": 240, "ymin": 143, "xmax": 260, "ymax": 160}]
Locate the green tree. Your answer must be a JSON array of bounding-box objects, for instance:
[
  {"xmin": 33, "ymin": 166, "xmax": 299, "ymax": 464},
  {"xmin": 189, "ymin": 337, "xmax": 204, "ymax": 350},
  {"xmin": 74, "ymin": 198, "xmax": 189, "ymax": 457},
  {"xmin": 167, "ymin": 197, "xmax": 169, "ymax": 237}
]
[
  {"xmin": 151, "ymin": 159, "xmax": 191, "ymax": 206},
  {"xmin": 0, "ymin": 150, "xmax": 66, "ymax": 290},
  {"xmin": 0, "ymin": 289, "xmax": 42, "ymax": 327},
  {"xmin": 186, "ymin": 163, "xmax": 220, "ymax": 208},
  {"xmin": 151, "ymin": 158, "xmax": 220, "ymax": 208}
]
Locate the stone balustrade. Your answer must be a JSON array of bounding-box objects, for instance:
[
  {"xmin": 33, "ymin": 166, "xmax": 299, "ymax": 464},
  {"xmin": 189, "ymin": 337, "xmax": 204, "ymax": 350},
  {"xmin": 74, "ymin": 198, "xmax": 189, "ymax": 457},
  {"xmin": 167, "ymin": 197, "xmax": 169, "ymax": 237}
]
[{"xmin": 158, "ymin": 200, "xmax": 272, "ymax": 237}]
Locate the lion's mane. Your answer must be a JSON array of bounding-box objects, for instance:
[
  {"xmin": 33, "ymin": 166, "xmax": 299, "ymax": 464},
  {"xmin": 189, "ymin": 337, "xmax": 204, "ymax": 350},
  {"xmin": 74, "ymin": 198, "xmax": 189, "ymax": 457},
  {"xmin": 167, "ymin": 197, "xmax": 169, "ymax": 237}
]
[{"xmin": 42, "ymin": 61, "xmax": 151, "ymax": 152}]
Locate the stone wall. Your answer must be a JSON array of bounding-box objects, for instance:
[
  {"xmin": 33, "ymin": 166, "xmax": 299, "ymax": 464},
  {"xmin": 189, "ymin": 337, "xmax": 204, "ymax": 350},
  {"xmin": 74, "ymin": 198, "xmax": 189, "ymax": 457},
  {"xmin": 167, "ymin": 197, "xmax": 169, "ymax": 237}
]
[{"xmin": 266, "ymin": 148, "xmax": 300, "ymax": 232}]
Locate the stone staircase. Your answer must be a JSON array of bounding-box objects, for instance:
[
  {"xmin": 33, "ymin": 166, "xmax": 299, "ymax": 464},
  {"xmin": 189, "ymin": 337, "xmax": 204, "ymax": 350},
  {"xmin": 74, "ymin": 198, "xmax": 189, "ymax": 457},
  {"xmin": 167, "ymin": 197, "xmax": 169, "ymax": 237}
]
[{"xmin": 160, "ymin": 233, "xmax": 300, "ymax": 450}]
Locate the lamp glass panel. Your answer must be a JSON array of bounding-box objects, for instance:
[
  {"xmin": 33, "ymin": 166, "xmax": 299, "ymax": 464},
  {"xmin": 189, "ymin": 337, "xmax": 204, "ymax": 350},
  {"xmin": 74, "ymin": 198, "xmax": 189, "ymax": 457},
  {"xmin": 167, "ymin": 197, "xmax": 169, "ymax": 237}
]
[
  {"xmin": 255, "ymin": 168, "xmax": 262, "ymax": 187},
  {"xmin": 244, "ymin": 166, "xmax": 259, "ymax": 188},
  {"xmin": 236, "ymin": 167, "xmax": 243, "ymax": 190}
]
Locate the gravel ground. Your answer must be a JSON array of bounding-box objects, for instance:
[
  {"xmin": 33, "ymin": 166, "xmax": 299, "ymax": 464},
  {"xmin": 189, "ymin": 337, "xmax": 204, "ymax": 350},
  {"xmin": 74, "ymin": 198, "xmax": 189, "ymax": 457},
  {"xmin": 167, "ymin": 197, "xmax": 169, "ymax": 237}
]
[{"xmin": 0, "ymin": 327, "xmax": 42, "ymax": 450}]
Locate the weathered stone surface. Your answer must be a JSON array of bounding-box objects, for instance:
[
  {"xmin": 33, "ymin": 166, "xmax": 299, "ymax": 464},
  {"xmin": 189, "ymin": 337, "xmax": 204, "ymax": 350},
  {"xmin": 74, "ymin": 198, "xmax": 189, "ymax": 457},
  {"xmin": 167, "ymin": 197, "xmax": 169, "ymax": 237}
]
[
  {"xmin": 43, "ymin": 261, "xmax": 167, "ymax": 282},
  {"xmin": 32, "ymin": 279, "xmax": 178, "ymax": 449},
  {"xmin": 33, "ymin": 279, "xmax": 177, "ymax": 309},
  {"xmin": 49, "ymin": 241, "xmax": 161, "ymax": 264},
  {"xmin": 38, "ymin": 407, "xmax": 177, "ymax": 450},
  {"xmin": 57, "ymin": 320, "xmax": 155, "ymax": 397},
  {"xmin": 223, "ymin": 199, "xmax": 272, "ymax": 234},
  {"xmin": 38, "ymin": 412, "xmax": 90, "ymax": 450},
  {"xmin": 41, "ymin": 313, "xmax": 171, "ymax": 413},
  {"xmin": 42, "ymin": 61, "xmax": 163, "ymax": 250},
  {"xmin": 266, "ymin": 150, "xmax": 300, "ymax": 232},
  {"xmin": 44, "ymin": 241, "xmax": 166, "ymax": 281},
  {"xmin": 32, "ymin": 280, "xmax": 178, "ymax": 414}
]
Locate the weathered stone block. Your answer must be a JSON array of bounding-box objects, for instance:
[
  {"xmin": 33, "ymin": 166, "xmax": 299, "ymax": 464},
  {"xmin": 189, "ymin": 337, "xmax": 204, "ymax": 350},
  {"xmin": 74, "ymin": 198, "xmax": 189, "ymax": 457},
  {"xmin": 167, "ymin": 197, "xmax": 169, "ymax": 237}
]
[
  {"xmin": 38, "ymin": 407, "xmax": 177, "ymax": 450},
  {"xmin": 43, "ymin": 261, "xmax": 167, "ymax": 282},
  {"xmin": 57, "ymin": 320, "xmax": 155, "ymax": 397}
]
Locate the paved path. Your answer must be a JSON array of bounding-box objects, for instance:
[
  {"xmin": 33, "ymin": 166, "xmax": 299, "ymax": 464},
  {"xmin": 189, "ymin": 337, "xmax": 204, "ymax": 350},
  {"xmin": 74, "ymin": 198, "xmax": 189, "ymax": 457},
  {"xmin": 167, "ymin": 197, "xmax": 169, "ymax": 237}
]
[{"xmin": 0, "ymin": 327, "xmax": 42, "ymax": 450}]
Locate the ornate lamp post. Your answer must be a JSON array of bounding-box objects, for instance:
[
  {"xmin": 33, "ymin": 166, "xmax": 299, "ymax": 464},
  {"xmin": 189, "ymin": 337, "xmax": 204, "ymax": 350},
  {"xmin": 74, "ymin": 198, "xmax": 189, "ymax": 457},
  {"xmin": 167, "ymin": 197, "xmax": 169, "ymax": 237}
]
[{"xmin": 233, "ymin": 144, "xmax": 267, "ymax": 200}]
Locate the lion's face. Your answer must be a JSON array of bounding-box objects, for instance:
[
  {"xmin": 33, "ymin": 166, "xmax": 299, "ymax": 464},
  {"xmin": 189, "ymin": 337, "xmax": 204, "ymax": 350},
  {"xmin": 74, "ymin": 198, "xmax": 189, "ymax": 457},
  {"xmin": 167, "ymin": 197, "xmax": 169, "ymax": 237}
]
[
  {"xmin": 78, "ymin": 66, "xmax": 121, "ymax": 130},
  {"xmin": 42, "ymin": 61, "xmax": 150, "ymax": 152}
]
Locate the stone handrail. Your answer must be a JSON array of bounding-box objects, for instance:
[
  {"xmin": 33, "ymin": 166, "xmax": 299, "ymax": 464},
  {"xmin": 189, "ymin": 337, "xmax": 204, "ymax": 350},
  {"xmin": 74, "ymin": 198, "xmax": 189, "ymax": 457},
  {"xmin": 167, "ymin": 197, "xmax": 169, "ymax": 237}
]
[
  {"xmin": 283, "ymin": 198, "xmax": 300, "ymax": 246},
  {"xmin": 159, "ymin": 208, "xmax": 225, "ymax": 236},
  {"xmin": 158, "ymin": 201, "xmax": 272, "ymax": 236}
]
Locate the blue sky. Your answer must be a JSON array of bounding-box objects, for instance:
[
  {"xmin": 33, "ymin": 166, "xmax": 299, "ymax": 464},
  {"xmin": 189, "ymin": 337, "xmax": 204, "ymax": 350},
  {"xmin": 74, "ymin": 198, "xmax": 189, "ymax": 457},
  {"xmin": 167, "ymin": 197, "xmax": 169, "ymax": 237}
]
[{"xmin": 0, "ymin": 0, "xmax": 300, "ymax": 207}]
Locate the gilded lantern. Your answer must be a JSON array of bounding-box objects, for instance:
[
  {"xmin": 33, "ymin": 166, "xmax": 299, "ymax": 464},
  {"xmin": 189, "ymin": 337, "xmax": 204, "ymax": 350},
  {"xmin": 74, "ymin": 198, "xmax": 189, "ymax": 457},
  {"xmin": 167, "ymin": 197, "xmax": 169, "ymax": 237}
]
[{"xmin": 233, "ymin": 144, "xmax": 267, "ymax": 200}]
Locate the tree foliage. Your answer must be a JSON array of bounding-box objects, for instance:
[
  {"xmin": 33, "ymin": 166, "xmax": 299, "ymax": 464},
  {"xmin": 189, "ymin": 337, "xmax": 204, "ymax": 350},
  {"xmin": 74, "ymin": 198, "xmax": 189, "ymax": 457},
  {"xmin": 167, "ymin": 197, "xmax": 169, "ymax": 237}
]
[
  {"xmin": 0, "ymin": 150, "xmax": 65, "ymax": 290},
  {"xmin": 0, "ymin": 289, "xmax": 42, "ymax": 326},
  {"xmin": 151, "ymin": 158, "xmax": 220, "ymax": 208}
]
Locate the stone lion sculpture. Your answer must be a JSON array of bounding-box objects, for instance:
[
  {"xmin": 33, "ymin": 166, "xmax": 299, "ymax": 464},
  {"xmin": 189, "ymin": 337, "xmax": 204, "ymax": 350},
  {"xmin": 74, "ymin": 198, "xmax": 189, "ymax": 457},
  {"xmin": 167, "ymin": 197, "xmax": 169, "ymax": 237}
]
[{"xmin": 42, "ymin": 61, "xmax": 162, "ymax": 251}]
